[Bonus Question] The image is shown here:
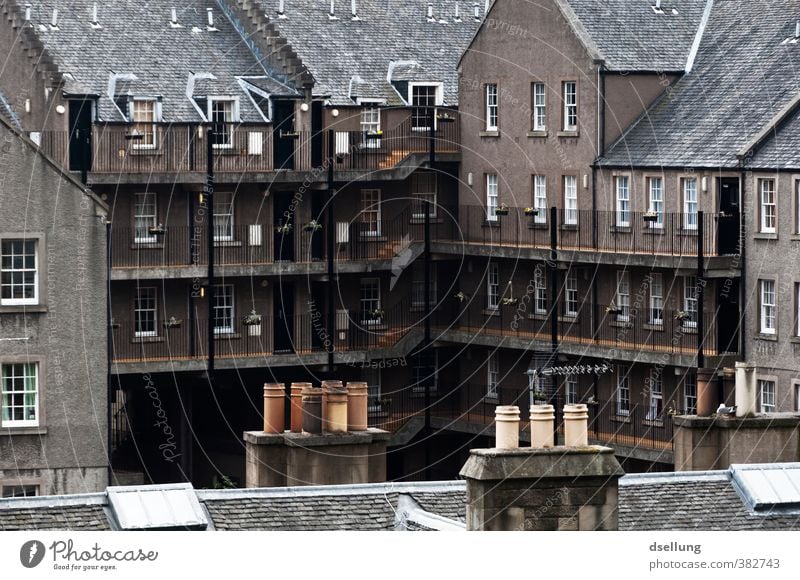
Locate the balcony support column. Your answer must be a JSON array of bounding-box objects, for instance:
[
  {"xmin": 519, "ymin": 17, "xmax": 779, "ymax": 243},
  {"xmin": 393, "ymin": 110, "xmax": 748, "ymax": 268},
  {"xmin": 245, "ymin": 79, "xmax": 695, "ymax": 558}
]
[
  {"xmin": 697, "ymin": 210, "xmax": 705, "ymax": 369},
  {"xmin": 326, "ymin": 129, "xmax": 336, "ymax": 371},
  {"xmin": 206, "ymin": 124, "xmax": 215, "ymax": 376}
]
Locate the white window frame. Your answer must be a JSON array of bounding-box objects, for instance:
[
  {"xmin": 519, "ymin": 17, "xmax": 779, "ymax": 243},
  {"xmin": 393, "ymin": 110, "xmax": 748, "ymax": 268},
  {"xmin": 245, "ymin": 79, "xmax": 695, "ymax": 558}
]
[
  {"xmin": 683, "ymin": 276, "xmax": 698, "ymax": 328},
  {"xmin": 684, "ymin": 373, "xmax": 697, "ymax": 414},
  {"xmin": 411, "ymin": 172, "xmax": 437, "ymax": 219},
  {"xmin": 758, "ymin": 379, "xmax": 776, "ymax": 413},
  {"xmin": 647, "ymin": 176, "xmax": 664, "ymax": 229},
  {"xmin": 213, "ymin": 284, "xmax": 235, "ymax": 335},
  {"xmin": 565, "ymin": 375, "xmax": 578, "ymax": 405},
  {"xmin": 683, "ymin": 177, "xmax": 698, "ymax": 230},
  {"xmin": 487, "ymin": 262, "xmax": 500, "ymax": 310},
  {"xmin": 486, "ymin": 352, "xmax": 499, "ymax": 400},
  {"xmin": 0, "ymin": 239, "xmax": 38, "ymax": 306},
  {"xmin": 615, "ymin": 176, "xmax": 630, "ymax": 227},
  {"xmin": 615, "ymin": 365, "xmax": 630, "ymax": 416},
  {"xmin": 649, "ymin": 273, "xmax": 664, "ymax": 326},
  {"xmin": 534, "ymin": 267, "xmax": 547, "ymax": 315},
  {"xmin": 1, "ymin": 362, "xmax": 39, "ymax": 428},
  {"xmin": 485, "ymin": 83, "xmax": 498, "ymax": 131},
  {"xmin": 646, "ymin": 372, "xmax": 663, "ymax": 420},
  {"xmin": 360, "ymin": 278, "xmax": 382, "ymax": 326},
  {"xmin": 133, "ymin": 192, "xmax": 157, "ymax": 243},
  {"xmin": 131, "ymin": 98, "xmax": 158, "ymax": 149},
  {"xmin": 1, "ymin": 484, "xmax": 39, "ymax": 498},
  {"xmin": 562, "ymin": 81, "xmax": 577, "ymax": 131},
  {"xmin": 564, "ymin": 175, "xmax": 577, "ymax": 225},
  {"xmin": 533, "ymin": 175, "xmax": 547, "ymax": 224},
  {"xmin": 134, "ymin": 286, "xmax": 158, "ymax": 338},
  {"xmin": 615, "ymin": 270, "xmax": 630, "ymax": 322},
  {"xmin": 795, "ymin": 180, "xmax": 800, "ymax": 235},
  {"xmin": 213, "ymin": 191, "xmax": 235, "ymax": 242},
  {"xmin": 408, "ymin": 83, "xmax": 443, "ymax": 131},
  {"xmin": 760, "ymin": 279, "xmax": 776, "ymax": 335},
  {"xmin": 364, "ymin": 367, "xmax": 382, "ymax": 412},
  {"xmin": 796, "ymin": 283, "xmax": 800, "ymax": 337},
  {"xmin": 359, "ymin": 189, "xmax": 382, "ymax": 236},
  {"xmin": 564, "ymin": 269, "xmax": 578, "ymax": 318},
  {"xmin": 412, "ymin": 350, "xmax": 439, "ymax": 396},
  {"xmin": 360, "ymin": 102, "xmax": 381, "ymax": 148},
  {"xmin": 208, "ymin": 97, "xmax": 239, "ymax": 149},
  {"xmin": 532, "ymin": 82, "xmax": 546, "ymax": 131},
  {"xmin": 760, "ymin": 179, "xmax": 776, "ymax": 233},
  {"xmin": 486, "ymin": 174, "xmax": 499, "ymax": 222}
]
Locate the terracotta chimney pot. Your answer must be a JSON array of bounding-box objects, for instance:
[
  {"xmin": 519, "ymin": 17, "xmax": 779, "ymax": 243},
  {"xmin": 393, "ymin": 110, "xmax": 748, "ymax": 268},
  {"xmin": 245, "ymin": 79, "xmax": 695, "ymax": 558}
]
[{"xmin": 263, "ymin": 383, "xmax": 286, "ymax": 434}]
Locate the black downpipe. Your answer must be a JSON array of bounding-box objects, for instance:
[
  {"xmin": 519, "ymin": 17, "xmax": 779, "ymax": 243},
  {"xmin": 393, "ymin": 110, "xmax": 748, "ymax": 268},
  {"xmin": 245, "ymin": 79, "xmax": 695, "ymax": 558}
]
[
  {"xmin": 697, "ymin": 210, "xmax": 705, "ymax": 369},
  {"xmin": 739, "ymin": 169, "xmax": 747, "ymax": 361},
  {"xmin": 206, "ymin": 125, "xmax": 215, "ymax": 376},
  {"xmin": 105, "ymin": 220, "xmax": 113, "ymax": 486},
  {"xmin": 424, "ymin": 107, "xmax": 435, "ymax": 480},
  {"xmin": 327, "ymin": 129, "xmax": 335, "ymax": 371}
]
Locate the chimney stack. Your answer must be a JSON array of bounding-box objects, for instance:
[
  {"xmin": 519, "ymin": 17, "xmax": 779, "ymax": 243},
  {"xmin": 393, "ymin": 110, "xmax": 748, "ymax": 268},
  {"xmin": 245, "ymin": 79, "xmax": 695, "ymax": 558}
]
[{"xmin": 734, "ymin": 362, "xmax": 757, "ymax": 417}]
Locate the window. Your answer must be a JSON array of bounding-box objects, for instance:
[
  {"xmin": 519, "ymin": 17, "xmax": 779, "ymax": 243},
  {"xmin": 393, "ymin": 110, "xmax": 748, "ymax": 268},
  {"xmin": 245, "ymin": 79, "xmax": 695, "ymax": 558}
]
[
  {"xmin": 796, "ymin": 382, "xmax": 800, "ymax": 412},
  {"xmin": 532, "ymin": 82, "xmax": 546, "ymax": 131},
  {"xmin": 1, "ymin": 240, "xmax": 37, "ymax": 306},
  {"xmin": 759, "ymin": 379, "xmax": 776, "ymax": 413},
  {"xmin": 615, "ymin": 271, "xmax": 630, "ymax": 322},
  {"xmin": 683, "ymin": 276, "xmax": 698, "ymax": 328},
  {"xmin": 411, "ymin": 262, "xmax": 437, "ymax": 310},
  {"xmin": 760, "ymin": 279, "xmax": 776, "ymax": 334},
  {"xmin": 487, "ymin": 262, "xmax": 500, "ymax": 310},
  {"xmin": 214, "ymin": 192, "xmax": 235, "ymax": 242},
  {"xmin": 563, "ymin": 175, "xmax": 577, "ymax": 225},
  {"xmin": 534, "ymin": 266, "xmax": 547, "ymax": 315},
  {"xmin": 760, "ymin": 179, "xmax": 776, "ymax": 233},
  {"xmin": 411, "ymin": 172, "xmax": 437, "ymax": 218},
  {"xmin": 795, "ymin": 181, "xmax": 800, "ymax": 235},
  {"xmin": 649, "ymin": 273, "xmax": 663, "ymax": 325},
  {"xmin": 360, "ymin": 278, "xmax": 382, "ymax": 324},
  {"xmin": 647, "ymin": 177, "xmax": 664, "ymax": 228},
  {"xmin": 412, "ymin": 351, "xmax": 438, "ymax": 396},
  {"xmin": 485, "ymin": 174, "xmax": 499, "ymax": 222},
  {"xmin": 646, "ymin": 371, "xmax": 663, "ymax": 420},
  {"xmin": 134, "ymin": 287, "xmax": 158, "ymax": 337},
  {"xmin": 533, "ymin": 175, "xmax": 547, "ymax": 224},
  {"xmin": 683, "ymin": 178, "xmax": 698, "ymax": 230},
  {"xmin": 1, "ymin": 362, "xmax": 39, "ymax": 427},
  {"xmin": 564, "ymin": 270, "xmax": 578, "ymax": 317},
  {"xmin": 364, "ymin": 367, "xmax": 381, "ymax": 412},
  {"xmin": 796, "ymin": 283, "xmax": 800, "ymax": 336},
  {"xmin": 565, "ymin": 375, "xmax": 578, "ymax": 405},
  {"xmin": 615, "ymin": 365, "xmax": 630, "ymax": 416},
  {"xmin": 359, "ymin": 189, "xmax": 381, "ymax": 236},
  {"xmin": 131, "ymin": 99, "xmax": 157, "ymax": 148},
  {"xmin": 615, "ymin": 176, "xmax": 630, "ymax": 227},
  {"xmin": 485, "ymin": 83, "xmax": 498, "ymax": 131},
  {"xmin": 486, "ymin": 352, "xmax": 499, "ymax": 400},
  {"xmin": 684, "ymin": 373, "xmax": 697, "ymax": 414},
  {"xmin": 1, "ymin": 484, "xmax": 38, "ymax": 498},
  {"xmin": 410, "ymin": 84, "xmax": 440, "ymax": 130},
  {"xmin": 360, "ymin": 104, "xmax": 381, "ymax": 148},
  {"xmin": 133, "ymin": 192, "xmax": 157, "ymax": 243},
  {"xmin": 562, "ymin": 81, "xmax": 577, "ymax": 131},
  {"xmin": 213, "ymin": 284, "xmax": 234, "ymax": 334},
  {"xmin": 209, "ymin": 98, "xmax": 236, "ymax": 147}
]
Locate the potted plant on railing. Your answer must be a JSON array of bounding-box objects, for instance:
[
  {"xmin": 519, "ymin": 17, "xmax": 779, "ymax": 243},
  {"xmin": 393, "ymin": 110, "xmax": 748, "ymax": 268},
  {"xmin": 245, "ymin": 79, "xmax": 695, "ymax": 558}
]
[
  {"xmin": 364, "ymin": 129, "xmax": 383, "ymax": 139},
  {"xmin": 674, "ymin": 311, "xmax": 691, "ymax": 322},
  {"xmin": 494, "ymin": 203, "xmax": 510, "ymax": 216},
  {"xmin": 524, "ymin": 207, "xmax": 539, "ymax": 217},
  {"xmin": 242, "ymin": 310, "xmax": 262, "ymax": 337},
  {"xmin": 275, "ymin": 223, "xmax": 292, "ymax": 234},
  {"xmin": 436, "ymin": 112, "xmax": 456, "ymax": 123},
  {"xmin": 302, "ymin": 219, "xmax": 323, "ymax": 232},
  {"xmin": 368, "ymin": 308, "xmax": 385, "ymax": 320},
  {"xmin": 163, "ymin": 316, "xmax": 183, "ymax": 329},
  {"xmin": 279, "ymin": 129, "xmax": 300, "ymax": 139},
  {"xmin": 501, "ymin": 296, "xmax": 518, "ymax": 306},
  {"xmin": 605, "ymin": 302, "xmax": 621, "ymax": 315},
  {"xmin": 533, "ymin": 390, "xmax": 548, "ymax": 404},
  {"xmin": 643, "ymin": 211, "xmax": 659, "ymax": 223},
  {"xmin": 454, "ymin": 291, "xmax": 469, "ymax": 302},
  {"xmin": 148, "ymin": 223, "xmax": 166, "ymax": 236}
]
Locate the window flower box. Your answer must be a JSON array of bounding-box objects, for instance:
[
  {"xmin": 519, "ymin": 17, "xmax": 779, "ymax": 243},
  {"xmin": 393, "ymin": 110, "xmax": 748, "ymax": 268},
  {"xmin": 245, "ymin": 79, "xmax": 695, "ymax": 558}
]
[
  {"xmin": 148, "ymin": 224, "xmax": 166, "ymax": 236},
  {"xmin": 275, "ymin": 223, "xmax": 292, "ymax": 234},
  {"xmin": 494, "ymin": 204, "xmax": 509, "ymax": 216},
  {"xmin": 454, "ymin": 291, "xmax": 468, "ymax": 302},
  {"xmin": 303, "ymin": 220, "xmax": 323, "ymax": 232},
  {"xmin": 279, "ymin": 130, "xmax": 300, "ymax": 139},
  {"xmin": 163, "ymin": 317, "xmax": 183, "ymax": 329},
  {"xmin": 242, "ymin": 310, "xmax": 262, "ymax": 326},
  {"xmin": 524, "ymin": 207, "xmax": 539, "ymax": 217},
  {"xmin": 643, "ymin": 212, "xmax": 659, "ymax": 223}
]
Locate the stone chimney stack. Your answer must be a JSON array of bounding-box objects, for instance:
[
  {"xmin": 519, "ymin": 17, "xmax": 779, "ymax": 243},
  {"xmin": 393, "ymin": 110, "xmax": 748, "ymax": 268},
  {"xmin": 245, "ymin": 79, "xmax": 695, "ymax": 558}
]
[{"xmin": 459, "ymin": 404, "xmax": 623, "ymax": 531}]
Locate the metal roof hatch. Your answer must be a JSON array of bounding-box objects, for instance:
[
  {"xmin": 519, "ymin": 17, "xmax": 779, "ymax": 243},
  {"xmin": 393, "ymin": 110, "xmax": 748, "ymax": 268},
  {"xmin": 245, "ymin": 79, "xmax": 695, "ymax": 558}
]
[
  {"xmin": 107, "ymin": 483, "xmax": 208, "ymax": 530},
  {"xmin": 731, "ymin": 463, "xmax": 800, "ymax": 514}
]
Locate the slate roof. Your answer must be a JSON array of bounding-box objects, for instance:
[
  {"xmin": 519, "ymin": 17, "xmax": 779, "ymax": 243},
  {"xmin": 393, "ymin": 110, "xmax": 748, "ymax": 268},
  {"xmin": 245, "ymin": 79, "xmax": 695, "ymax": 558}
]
[
  {"xmin": 619, "ymin": 471, "xmax": 800, "ymax": 530},
  {"xmin": 28, "ymin": 0, "xmax": 286, "ymax": 122},
  {"xmin": 599, "ymin": 0, "xmax": 800, "ymax": 169},
  {"xmin": 558, "ymin": 0, "xmax": 708, "ymax": 72},
  {"xmin": 260, "ymin": 0, "xmax": 481, "ymax": 105},
  {"xmin": 0, "ymin": 494, "xmax": 110, "ymax": 531}
]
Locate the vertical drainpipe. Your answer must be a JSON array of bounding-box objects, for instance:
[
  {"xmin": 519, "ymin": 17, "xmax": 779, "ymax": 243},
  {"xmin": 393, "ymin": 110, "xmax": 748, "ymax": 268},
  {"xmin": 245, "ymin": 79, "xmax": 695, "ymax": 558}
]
[
  {"xmin": 106, "ymin": 219, "xmax": 112, "ymax": 486},
  {"xmin": 697, "ymin": 210, "xmax": 705, "ymax": 369},
  {"xmin": 739, "ymin": 166, "xmax": 747, "ymax": 362},
  {"xmin": 424, "ymin": 106, "xmax": 435, "ymax": 480},
  {"xmin": 326, "ymin": 128, "xmax": 335, "ymax": 371},
  {"xmin": 207, "ymin": 125, "xmax": 215, "ymax": 376}
]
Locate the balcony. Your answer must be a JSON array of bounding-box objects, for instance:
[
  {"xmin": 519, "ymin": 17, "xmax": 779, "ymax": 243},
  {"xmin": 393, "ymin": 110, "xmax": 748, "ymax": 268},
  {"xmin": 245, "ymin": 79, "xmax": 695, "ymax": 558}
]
[{"xmin": 456, "ymin": 207, "xmax": 737, "ymax": 260}]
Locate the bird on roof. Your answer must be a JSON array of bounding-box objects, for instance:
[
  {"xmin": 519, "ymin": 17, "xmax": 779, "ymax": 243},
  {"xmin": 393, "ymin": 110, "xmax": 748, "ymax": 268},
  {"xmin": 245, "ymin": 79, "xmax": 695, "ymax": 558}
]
[{"xmin": 716, "ymin": 403, "xmax": 737, "ymax": 416}]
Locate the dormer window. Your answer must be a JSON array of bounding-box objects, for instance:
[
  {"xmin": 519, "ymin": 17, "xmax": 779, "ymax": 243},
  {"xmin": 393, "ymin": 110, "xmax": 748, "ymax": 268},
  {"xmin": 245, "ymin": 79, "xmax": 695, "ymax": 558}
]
[
  {"xmin": 208, "ymin": 97, "xmax": 239, "ymax": 148},
  {"xmin": 131, "ymin": 99, "xmax": 159, "ymax": 149}
]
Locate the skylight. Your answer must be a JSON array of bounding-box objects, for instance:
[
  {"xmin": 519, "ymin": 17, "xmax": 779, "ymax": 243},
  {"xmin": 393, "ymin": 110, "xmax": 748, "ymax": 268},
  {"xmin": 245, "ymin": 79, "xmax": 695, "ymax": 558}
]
[{"xmin": 731, "ymin": 463, "xmax": 800, "ymax": 513}]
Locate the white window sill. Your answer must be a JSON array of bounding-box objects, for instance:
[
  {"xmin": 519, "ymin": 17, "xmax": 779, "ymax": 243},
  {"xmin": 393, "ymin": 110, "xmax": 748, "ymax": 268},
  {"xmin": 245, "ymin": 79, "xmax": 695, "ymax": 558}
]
[
  {"xmin": 0, "ymin": 425, "xmax": 46, "ymax": 435},
  {"xmin": 479, "ymin": 130, "xmax": 500, "ymax": 138},
  {"xmin": 527, "ymin": 130, "xmax": 547, "ymax": 138},
  {"xmin": 557, "ymin": 130, "xmax": 579, "ymax": 137},
  {"xmin": 754, "ymin": 232, "xmax": 778, "ymax": 240}
]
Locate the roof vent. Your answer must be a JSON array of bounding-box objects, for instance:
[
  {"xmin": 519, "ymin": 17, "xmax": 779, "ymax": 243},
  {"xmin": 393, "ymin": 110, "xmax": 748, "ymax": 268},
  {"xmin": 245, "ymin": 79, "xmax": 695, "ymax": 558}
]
[
  {"xmin": 796, "ymin": 20, "xmax": 800, "ymax": 38},
  {"xmin": 90, "ymin": 3, "xmax": 101, "ymax": 29},
  {"xmin": 328, "ymin": 0, "xmax": 338, "ymax": 20},
  {"xmin": 278, "ymin": 0, "xmax": 287, "ymax": 18},
  {"xmin": 651, "ymin": 0, "xmax": 664, "ymax": 14},
  {"xmin": 473, "ymin": 3, "xmax": 480, "ymax": 20},
  {"xmin": 781, "ymin": 21, "xmax": 800, "ymax": 44},
  {"xmin": 351, "ymin": 0, "xmax": 360, "ymax": 20},
  {"xmin": 49, "ymin": 8, "xmax": 59, "ymax": 30},
  {"xmin": 427, "ymin": 3, "xmax": 435, "ymax": 22},
  {"xmin": 24, "ymin": 3, "xmax": 31, "ymax": 22},
  {"xmin": 206, "ymin": 8, "xmax": 218, "ymax": 31},
  {"xmin": 169, "ymin": 7, "xmax": 182, "ymax": 28},
  {"xmin": 454, "ymin": 2, "xmax": 461, "ymax": 22}
]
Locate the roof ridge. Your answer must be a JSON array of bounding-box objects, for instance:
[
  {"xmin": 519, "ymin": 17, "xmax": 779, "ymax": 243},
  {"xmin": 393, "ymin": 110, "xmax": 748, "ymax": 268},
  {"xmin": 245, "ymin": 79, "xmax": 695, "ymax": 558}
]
[{"xmin": 196, "ymin": 480, "xmax": 466, "ymax": 501}]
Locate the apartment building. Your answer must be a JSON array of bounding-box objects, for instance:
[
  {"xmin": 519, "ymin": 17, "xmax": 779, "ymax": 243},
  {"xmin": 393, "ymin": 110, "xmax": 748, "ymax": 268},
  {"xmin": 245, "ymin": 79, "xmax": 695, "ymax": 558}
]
[{"xmin": 0, "ymin": 115, "xmax": 107, "ymax": 496}]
